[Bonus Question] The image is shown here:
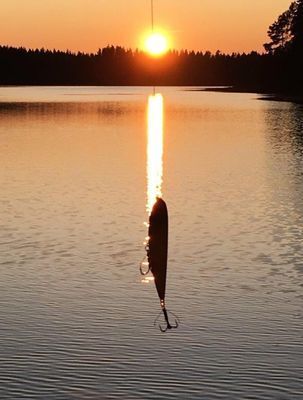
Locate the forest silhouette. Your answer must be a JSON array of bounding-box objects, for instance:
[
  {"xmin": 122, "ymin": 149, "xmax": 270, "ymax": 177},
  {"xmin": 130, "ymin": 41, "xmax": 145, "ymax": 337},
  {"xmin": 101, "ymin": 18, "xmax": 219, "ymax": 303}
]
[{"xmin": 1, "ymin": 0, "xmax": 302, "ymax": 93}]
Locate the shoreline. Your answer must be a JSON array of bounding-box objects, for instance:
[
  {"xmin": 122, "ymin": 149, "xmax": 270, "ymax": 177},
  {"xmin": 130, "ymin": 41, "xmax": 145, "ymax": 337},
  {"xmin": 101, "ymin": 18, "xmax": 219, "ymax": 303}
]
[
  {"xmin": 1, "ymin": 85, "xmax": 302, "ymax": 104},
  {"xmin": 196, "ymin": 86, "xmax": 303, "ymax": 104}
]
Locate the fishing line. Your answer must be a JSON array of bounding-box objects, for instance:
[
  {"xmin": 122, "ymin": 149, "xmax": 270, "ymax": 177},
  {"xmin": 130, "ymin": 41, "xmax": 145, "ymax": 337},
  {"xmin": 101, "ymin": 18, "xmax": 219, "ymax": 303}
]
[
  {"xmin": 151, "ymin": 0, "xmax": 154, "ymax": 33},
  {"xmin": 150, "ymin": 0, "xmax": 156, "ymax": 94}
]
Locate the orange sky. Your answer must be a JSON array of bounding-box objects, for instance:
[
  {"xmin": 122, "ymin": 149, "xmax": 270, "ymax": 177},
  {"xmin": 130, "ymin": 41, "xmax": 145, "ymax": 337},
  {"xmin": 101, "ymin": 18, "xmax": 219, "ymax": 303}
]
[{"xmin": 0, "ymin": 0, "xmax": 292, "ymax": 53}]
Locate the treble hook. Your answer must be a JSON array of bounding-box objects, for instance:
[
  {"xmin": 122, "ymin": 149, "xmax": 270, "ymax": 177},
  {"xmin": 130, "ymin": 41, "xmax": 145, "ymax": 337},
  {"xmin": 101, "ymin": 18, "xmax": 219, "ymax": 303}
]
[
  {"xmin": 140, "ymin": 258, "xmax": 150, "ymax": 275},
  {"xmin": 159, "ymin": 307, "xmax": 179, "ymax": 332},
  {"xmin": 139, "ymin": 243, "xmax": 150, "ymax": 275},
  {"xmin": 154, "ymin": 305, "xmax": 179, "ymax": 333}
]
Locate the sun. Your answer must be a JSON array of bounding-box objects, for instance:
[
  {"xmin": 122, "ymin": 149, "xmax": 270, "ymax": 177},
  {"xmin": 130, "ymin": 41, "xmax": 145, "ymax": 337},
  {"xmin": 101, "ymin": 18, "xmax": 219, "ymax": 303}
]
[{"xmin": 144, "ymin": 32, "xmax": 169, "ymax": 57}]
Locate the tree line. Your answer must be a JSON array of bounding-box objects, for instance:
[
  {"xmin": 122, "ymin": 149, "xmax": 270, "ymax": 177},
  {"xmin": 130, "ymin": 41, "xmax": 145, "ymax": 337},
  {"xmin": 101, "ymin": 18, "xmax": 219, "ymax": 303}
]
[{"xmin": 0, "ymin": 0, "xmax": 302, "ymax": 93}]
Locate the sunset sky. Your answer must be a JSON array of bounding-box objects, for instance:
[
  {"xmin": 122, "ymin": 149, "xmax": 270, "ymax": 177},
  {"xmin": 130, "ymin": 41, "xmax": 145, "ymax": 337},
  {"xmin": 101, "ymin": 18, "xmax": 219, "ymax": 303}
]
[{"xmin": 1, "ymin": 0, "xmax": 292, "ymax": 54}]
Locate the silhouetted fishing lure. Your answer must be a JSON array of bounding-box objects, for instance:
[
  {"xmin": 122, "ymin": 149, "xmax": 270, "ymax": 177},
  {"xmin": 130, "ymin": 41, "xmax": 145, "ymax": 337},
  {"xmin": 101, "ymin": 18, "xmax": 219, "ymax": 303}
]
[{"xmin": 140, "ymin": 197, "xmax": 179, "ymax": 332}]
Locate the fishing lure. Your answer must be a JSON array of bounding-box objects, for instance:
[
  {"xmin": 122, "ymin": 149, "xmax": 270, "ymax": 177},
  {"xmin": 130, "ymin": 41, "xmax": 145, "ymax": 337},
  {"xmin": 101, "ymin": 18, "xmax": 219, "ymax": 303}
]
[{"xmin": 141, "ymin": 197, "xmax": 179, "ymax": 332}]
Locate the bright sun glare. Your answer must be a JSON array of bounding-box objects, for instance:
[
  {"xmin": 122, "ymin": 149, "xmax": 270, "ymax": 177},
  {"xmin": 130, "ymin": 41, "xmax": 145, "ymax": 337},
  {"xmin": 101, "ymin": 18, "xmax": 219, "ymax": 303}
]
[{"xmin": 145, "ymin": 33, "xmax": 169, "ymax": 57}]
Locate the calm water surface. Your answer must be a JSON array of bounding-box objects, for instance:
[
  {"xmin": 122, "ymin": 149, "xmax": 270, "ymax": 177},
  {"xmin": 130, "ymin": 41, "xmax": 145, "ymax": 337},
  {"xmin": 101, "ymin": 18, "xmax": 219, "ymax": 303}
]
[{"xmin": 0, "ymin": 87, "xmax": 303, "ymax": 399}]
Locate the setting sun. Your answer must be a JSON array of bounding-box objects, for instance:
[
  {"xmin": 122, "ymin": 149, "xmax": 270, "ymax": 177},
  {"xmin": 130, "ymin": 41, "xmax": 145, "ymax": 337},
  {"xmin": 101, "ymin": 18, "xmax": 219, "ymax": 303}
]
[{"xmin": 144, "ymin": 32, "xmax": 169, "ymax": 57}]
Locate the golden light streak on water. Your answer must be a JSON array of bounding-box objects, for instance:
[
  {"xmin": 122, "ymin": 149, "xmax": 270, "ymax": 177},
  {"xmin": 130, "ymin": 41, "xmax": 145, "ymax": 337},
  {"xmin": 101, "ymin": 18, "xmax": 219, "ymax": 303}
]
[{"xmin": 146, "ymin": 93, "xmax": 164, "ymax": 215}]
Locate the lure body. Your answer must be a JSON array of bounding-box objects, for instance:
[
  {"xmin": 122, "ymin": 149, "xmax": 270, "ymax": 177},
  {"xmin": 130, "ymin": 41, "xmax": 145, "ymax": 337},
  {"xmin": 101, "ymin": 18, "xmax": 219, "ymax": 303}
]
[
  {"xmin": 145, "ymin": 198, "xmax": 178, "ymax": 332},
  {"xmin": 148, "ymin": 197, "xmax": 168, "ymax": 304}
]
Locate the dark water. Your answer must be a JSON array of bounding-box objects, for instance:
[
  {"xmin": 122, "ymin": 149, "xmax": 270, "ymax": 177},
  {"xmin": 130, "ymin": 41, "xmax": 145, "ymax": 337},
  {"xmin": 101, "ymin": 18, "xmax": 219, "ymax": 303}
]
[{"xmin": 0, "ymin": 87, "xmax": 302, "ymax": 399}]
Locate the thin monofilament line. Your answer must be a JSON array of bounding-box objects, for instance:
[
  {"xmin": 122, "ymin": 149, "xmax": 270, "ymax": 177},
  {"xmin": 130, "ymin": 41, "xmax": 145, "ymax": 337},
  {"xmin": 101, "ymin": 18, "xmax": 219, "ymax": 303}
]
[{"xmin": 151, "ymin": 0, "xmax": 154, "ymax": 32}]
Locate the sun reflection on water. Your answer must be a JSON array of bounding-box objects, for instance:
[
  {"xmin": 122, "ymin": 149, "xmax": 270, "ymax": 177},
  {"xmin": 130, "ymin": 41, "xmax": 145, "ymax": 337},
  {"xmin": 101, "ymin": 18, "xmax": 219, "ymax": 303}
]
[
  {"xmin": 141, "ymin": 92, "xmax": 164, "ymax": 281},
  {"xmin": 147, "ymin": 93, "xmax": 164, "ymax": 215}
]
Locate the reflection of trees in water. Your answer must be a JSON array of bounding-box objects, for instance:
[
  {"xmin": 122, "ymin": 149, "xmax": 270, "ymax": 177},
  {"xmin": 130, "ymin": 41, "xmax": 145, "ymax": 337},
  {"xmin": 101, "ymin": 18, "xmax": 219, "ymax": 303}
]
[
  {"xmin": 0, "ymin": 102, "xmax": 143, "ymax": 120},
  {"xmin": 264, "ymin": 103, "xmax": 303, "ymax": 277},
  {"xmin": 265, "ymin": 103, "xmax": 303, "ymax": 157},
  {"xmin": 288, "ymin": 105, "xmax": 303, "ymax": 154}
]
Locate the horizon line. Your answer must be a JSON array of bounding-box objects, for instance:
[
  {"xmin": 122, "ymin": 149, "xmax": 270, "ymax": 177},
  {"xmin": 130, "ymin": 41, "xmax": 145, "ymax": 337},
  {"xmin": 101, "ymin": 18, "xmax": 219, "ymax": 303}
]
[{"xmin": 0, "ymin": 43, "xmax": 265, "ymax": 57}]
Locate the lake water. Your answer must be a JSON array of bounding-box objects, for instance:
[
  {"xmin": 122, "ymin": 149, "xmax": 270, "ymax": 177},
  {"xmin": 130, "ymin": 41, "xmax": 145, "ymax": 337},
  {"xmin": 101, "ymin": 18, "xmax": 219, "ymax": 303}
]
[{"xmin": 0, "ymin": 86, "xmax": 302, "ymax": 399}]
